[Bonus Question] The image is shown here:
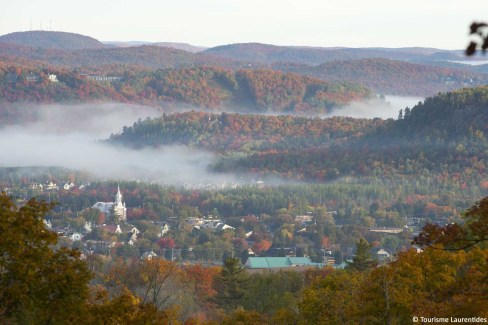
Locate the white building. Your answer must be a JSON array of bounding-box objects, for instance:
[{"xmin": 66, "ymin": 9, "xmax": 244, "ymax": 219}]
[
  {"xmin": 92, "ymin": 186, "xmax": 127, "ymax": 223},
  {"xmin": 48, "ymin": 74, "xmax": 58, "ymax": 82},
  {"xmin": 113, "ymin": 186, "xmax": 127, "ymax": 222}
]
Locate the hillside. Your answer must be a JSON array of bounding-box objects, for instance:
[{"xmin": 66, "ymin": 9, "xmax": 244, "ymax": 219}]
[
  {"xmin": 229, "ymin": 86, "xmax": 488, "ymax": 181},
  {"xmin": 108, "ymin": 112, "xmax": 382, "ymax": 152},
  {"xmin": 104, "ymin": 41, "xmax": 207, "ymax": 53},
  {"xmin": 382, "ymin": 85, "xmax": 488, "ymax": 140},
  {"xmin": 0, "ymin": 31, "xmax": 107, "ymax": 50},
  {"xmin": 292, "ymin": 58, "xmax": 488, "ymax": 96},
  {"xmin": 0, "ymin": 66, "xmax": 372, "ymax": 121},
  {"xmin": 153, "ymin": 42, "xmax": 207, "ymax": 53},
  {"xmin": 203, "ymin": 43, "xmax": 466, "ymax": 65},
  {"xmin": 106, "ymin": 86, "xmax": 488, "ymax": 184},
  {"xmin": 0, "ymin": 37, "xmax": 486, "ymax": 97},
  {"xmin": 0, "ymin": 43, "xmax": 241, "ymax": 70}
]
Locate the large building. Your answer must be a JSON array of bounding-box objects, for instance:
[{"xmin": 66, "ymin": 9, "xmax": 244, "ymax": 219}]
[{"xmin": 92, "ymin": 186, "xmax": 127, "ymax": 223}]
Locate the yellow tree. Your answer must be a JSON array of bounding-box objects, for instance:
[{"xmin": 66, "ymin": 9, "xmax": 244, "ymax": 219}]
[{"xmin": 298, "ymin": 270, "xmax": 366, "ymax": 324}]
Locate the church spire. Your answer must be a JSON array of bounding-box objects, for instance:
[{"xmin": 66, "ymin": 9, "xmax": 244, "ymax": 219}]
[{"xmin": 115, "ymin": 185, "xmax": 123, "ymax": 205}]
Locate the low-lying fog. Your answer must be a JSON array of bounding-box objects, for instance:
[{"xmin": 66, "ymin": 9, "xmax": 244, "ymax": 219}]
[
  {"xmin": 0, "ymin": 98, "xmax": 422, "ymax": 186},
  {"xmin": 0, "ymin": 103, "xmax": 241, "ymax": 187},
  {"xmin": 328, "ymin": 95, "xmax": 424, "ymax": 119}
]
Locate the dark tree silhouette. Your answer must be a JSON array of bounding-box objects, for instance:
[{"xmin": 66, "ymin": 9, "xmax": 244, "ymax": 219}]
[{"xmin": 466, "ymin": 22, "xmax": 488, "ymax": 55}]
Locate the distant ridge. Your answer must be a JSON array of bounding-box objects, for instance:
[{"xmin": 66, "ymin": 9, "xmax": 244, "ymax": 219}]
[
  {"xmin": 203, "ymin": 42, "xmax": 466, "ymax": 65},
  {"xmin": 104, "ymin": 41, "xmax": 207, "ymax": 53},
  {"xmin": 0, "ymin": 31, "xmax": 107, "ymax": 50}
]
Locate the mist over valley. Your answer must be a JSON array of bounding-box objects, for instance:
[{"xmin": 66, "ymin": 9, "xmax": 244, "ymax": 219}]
[{"xmin": 1, "ymin": 26, "xmax": 488, "ymax": 323}]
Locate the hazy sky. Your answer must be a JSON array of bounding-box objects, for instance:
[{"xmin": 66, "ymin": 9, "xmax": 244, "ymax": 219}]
[{"xmin": 0, "ymin": 0, "xmax": 486, "ymax": 49}]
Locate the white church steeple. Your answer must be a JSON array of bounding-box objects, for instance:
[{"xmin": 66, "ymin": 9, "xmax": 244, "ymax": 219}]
[{"xmin": 113, "ymin": 185, "xmax": 127, "ymax": 223}]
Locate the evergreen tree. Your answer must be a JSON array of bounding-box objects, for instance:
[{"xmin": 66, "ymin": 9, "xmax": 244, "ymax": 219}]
[
  {"xmin": 213, "ymin": 257, "xmax": 250, "ymax": 311},
  {"xmin": 346, "ymin": 238, "xmax": 374, "ymax": 271}
]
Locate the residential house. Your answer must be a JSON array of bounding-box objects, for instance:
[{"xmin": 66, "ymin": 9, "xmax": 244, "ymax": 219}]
[
  {"xmin": 141, "ymin": 251, "xmax": 158, "ymax": 260},
  {"xmin": 159, "ymin": 223, "xmax": 170, "ymax": 237}
]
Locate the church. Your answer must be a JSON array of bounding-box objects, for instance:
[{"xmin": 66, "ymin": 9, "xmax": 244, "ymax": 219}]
[{"xmin": 92, "ymin": 186, "xmax": 127, "ymax": 223}]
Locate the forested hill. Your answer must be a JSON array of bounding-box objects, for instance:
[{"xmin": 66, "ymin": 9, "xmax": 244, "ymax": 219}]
[
  {"xmin": 290, "ymin": 58, "xmax": 488, "ymax": 96},
  {"xmin": 0, "ymin": 43, "xmax": 239, "ymax": 69},
  {"xmin": 203, "ymin": 43, "xmax": 464, "ymax": 65},
  {"xmin": 234, "ymin": 86, "xmax": 488, "ymax": 181},
  {"xmin": 381, "ymin": 85, "xmax": 488, "ymax": 141},
  {"xmin": 108, "ymin": 112, "xmax": 383, "ymax": 152},
  {"xmin": 0, "ymin": 31, "xmax": 107, "ymax": 50},
  {"xmin": 0, "ymin": 66, "xmax": 372, "ymax": 117},
  {"xmin": 108, "ymin": 86, "xmax": 488, "ymax": 183}
]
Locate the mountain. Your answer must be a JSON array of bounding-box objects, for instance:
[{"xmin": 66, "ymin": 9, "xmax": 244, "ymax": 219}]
[
  {"xmin": 0, "ymin": 31, "xmax": 107, "ymax": 50},
  {"xmin": 286, "ymin": 58, "xmax": 488, "ymax": 96},
  {"xmin": 203, "ymin": 43, "xmax": 466, "ymax": 65}
]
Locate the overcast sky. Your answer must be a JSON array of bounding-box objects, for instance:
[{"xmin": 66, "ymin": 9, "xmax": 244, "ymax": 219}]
[{"xmin": 0, "ymin": 0, "xmax": 486, "ymax": 49}]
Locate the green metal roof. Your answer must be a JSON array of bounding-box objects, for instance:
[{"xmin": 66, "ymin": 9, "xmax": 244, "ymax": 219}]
[{"xmin": 245, "ymin": 256, "xmax": 323, "ymax": 269}]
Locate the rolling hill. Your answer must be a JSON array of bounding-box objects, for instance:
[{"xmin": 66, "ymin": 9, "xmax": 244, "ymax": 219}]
[
  {"xmin": 0, "ymin": 66, "xmax": 372, "ymax": 121},
  {"xmin": 0, "ymin": 31, "xmax": 107, "ymax": 50},
  {"xmin": 106, "ymin": 86, "xmax": 488, "ymax": 183},
  {"xmin": 203, "ymin": 43, "xmax": 467, "ymax": 65},
  {"xmin": 1, "ymin": 31, "xmax": 487, "ymax": 98},
  {"xmin": 289, "ymin": 58, "xmax": 488, "ymax": 96},
  {"xmin": 0, "ymin": 43, "xmax": 240, "ymax": 70}
]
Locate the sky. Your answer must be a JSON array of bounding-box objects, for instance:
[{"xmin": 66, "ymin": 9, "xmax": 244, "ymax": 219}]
[{"xmin": 0, "ymin": 0, "xmax": 486, "ymax": 49}]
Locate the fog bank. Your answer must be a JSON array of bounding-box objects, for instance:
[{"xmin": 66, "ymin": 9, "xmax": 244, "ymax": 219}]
[
  {"xmin": 328, "ymin": 95, "xmax": 424, "ymax": 119},
  {"xmin": 0, "ymin": 103, "xmax": 241, "ymax": 187}
]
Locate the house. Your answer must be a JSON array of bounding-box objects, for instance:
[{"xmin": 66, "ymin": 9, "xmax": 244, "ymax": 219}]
[
  {"xmin": 48, "ymin": 74, "xmax": 58, "ymax": 82},
  {"xmin": 84, "ymin": 221, "xmax": 93, "ymax": 233},
  {"xmin": 63, "ymin": 182, "xmax": 75, "ymax": 190},
  {"xmin": 86, "ymin": 75, "xmax": 122, "ymax": 83},
  {"xmin": 44, "ymin": 219, "xmax": 52, "ymax": 230},
  {"xmin": 295, "ymin": 215, "xmax": 313, "ymax": 225},
  {"xmin": 45, "ymin": 182, "xmax": 58, "ymax": 191},
  {"xmin": 160, "ymin": 223, "xmax": 170, "ymax": 237},
  {"xmin": 377, "ymin": 248, "xmax": 391, "ymax": 262},
  {"xmin": 370, "ymin": 227, "xmax": 403, "ymax": 234},
  {"xmin": 141, "ymin": 251, "xmax": 158, "ymax": 260},
  {"xmin": 215, "ymin": 222, "xmax": 235, "ymax": 231},
  {"xmin": 189, "ymin": 218, "xmax": 234, "ymax": 231},
  {"xmin": 124, "ymin": 226, "xmax": 140, "ymax": 244},
  {"xmin": 71, "ymin": 232, "xmax": 83, "ymax": 241},
  {"xmin": 245, "ymin": 256, "xmax": 324, "ymax": 271}
]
